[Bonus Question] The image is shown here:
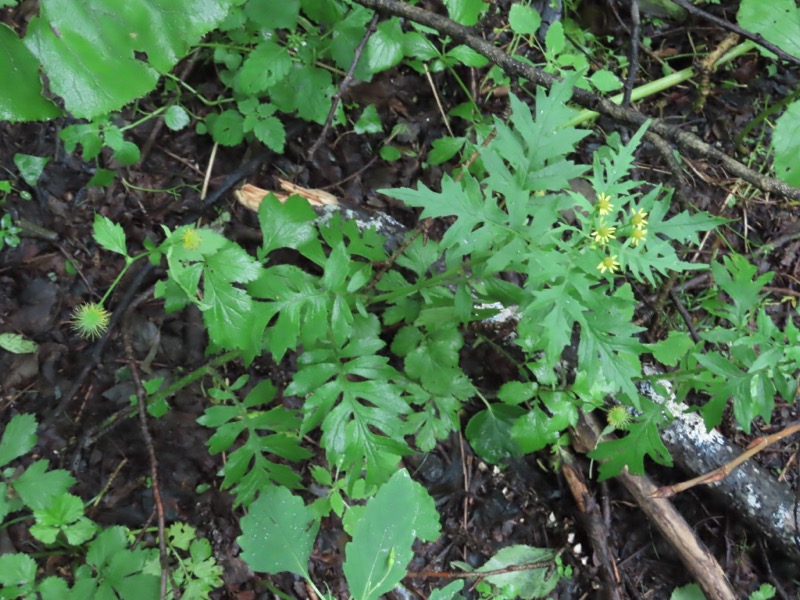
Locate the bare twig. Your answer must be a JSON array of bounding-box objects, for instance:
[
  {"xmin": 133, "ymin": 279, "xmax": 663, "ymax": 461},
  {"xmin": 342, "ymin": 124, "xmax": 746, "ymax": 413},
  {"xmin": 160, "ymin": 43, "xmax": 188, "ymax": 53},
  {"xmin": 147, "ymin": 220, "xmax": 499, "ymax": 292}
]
[
  {"xmin": 308, "ymin": 13, "xmax": 380, "ymax": 159},
  {"xmin": 122, "ymin": 300, "xmax": 169, "ymax": 599},
  {"xmin": 622, "ymin": 0, "xmax": 640, "ymax": 108},
  {"xmin": 572, "ymin": 412, "xmax": 738, "ymax": 600},
  {"xmin": 653, "ymin": 421, "xmax": 800, "ymax": 498}
]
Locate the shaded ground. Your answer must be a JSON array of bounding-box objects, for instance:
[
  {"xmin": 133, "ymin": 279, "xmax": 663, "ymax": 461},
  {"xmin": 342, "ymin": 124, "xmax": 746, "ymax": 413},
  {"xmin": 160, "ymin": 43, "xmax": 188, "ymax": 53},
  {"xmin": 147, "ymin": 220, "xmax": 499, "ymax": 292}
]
[{"xmin": 1, "ymin": 2, "xmax": 800, "ymax": 598}]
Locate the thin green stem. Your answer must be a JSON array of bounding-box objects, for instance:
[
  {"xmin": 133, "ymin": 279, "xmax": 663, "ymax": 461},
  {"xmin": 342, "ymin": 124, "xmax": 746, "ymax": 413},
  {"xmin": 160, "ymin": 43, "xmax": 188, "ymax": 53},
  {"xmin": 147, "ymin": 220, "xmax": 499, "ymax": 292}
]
[{"xmin": 564, "ymin": 40, "xmax": 757, "ymax": 128}]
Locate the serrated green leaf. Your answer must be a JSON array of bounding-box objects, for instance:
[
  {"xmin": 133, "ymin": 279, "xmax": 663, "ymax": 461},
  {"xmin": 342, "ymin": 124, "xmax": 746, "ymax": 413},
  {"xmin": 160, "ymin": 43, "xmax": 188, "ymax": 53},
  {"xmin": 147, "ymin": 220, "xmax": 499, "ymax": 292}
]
[
  {"xmin": 208, "ymin": 109, "xmax": 245, "ymax": 146},
  {"xmin": 238, "ymin": 40, "xmax": 292, "ymax": 94},
  {"xmin": 0, "ymin": 332, "xmax": 38, "ymax": 354},
  {"xmin": 164, "ymin": 105, "xmax": 190, "ymax": 131},
  {"xmin": 545, "ymin": 21, "xmax": 565, "ymax": 54},
  {"xmin": 238, "ymin": 486, "xmax": 319, "ymax": 578},
  {"xmin": 589, "ymin": 404, "xmax": 672, "ymax": 480},
  {"xmin": 367, "ymin": 20, "xmax": 404, "ymax": 73},
  {"xmin": 344, "ymin": 470, "xmax": 440, "ymax": 600},
  {"xmin": 25, "ymin": 0, "xmax": 230, "ymax": 119},
  {"xmin": 272, "ymin": 64, "xmax": 334, "ymax": 124},
  {"xmin": 0, "ymin": 553, "xmax": 36, "ymax": 588},
  {"xmin": 93, "ymin": 214, "xmax": 128, "ymax": 257},
  {"xmin": 252, "ymin": 115, "xmax": 285, "ymax": 152},
  {"xmin": 509, "ymin": 4, "xmax": 541, "ymax": 35},
  {"xmin": 256, "ymin": 193, "xmax": 319, "ymax": 258},
  {"xmin": 0, "ymin": 413, "xmax": 37, "ymax": 467},
  {"xmin": 648, "ymin": 331, "xmax": 695, "ymax": 366},
  {"xmin": 202, "ymin": 273, "xmax": 253, "ymax": 350},
  {"xmin": 0, "ymin": 24, "xmax": 61, "ymax": 121},
  {"xmin": 14, "ymin": 460, "xmax": 76, "ymax": 510},
  {"xmin": 86, "ymin": 526, "xmax": 159, "ymax": 597}
]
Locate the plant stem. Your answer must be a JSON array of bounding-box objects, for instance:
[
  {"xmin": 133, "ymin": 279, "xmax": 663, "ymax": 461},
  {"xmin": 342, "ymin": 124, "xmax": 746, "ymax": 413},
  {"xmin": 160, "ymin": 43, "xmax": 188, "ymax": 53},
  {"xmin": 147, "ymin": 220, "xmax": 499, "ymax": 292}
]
[{"xmin": 564, "ymin": 40, "xmax": 756, "ymax": 128}]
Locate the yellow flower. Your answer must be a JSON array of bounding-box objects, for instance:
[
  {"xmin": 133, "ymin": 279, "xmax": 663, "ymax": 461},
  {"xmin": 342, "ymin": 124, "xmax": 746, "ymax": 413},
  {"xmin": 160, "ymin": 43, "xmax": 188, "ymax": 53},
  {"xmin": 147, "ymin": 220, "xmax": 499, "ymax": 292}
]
[
  {"xmin": 595, "ymin": 193, "xmax": 614, "ymax": 216},
  {"xmin": 71, "ymin": 302, "xmax": 111, "ymax": 339},
  {"xmin": 597, "ymin": 255, "xmax": 620, "ymax": 274},
  {"xmin": 180, "ymin": 227, "xmax": 202, "ymax": 250},
  {"xmin": 629, "ymin": 228, "xmax": 647, "ymax": 247},
  {"xmin": 591, "ymin": 224, "xmax": 616, "ymax": 246},
  {"xmin": 631, "ymin": 208, "xmax": 648, "ymax": 229}
]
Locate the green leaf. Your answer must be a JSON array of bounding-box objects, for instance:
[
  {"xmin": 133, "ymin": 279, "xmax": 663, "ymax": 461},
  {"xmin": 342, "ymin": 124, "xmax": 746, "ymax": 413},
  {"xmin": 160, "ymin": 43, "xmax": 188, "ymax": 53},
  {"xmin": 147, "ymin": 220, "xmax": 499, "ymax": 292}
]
[
  {"xmin": 238, "ymin": 486, "xmax": 320, "ymax": 578},
  {"xmin": 429, "ymin": 581, "xmax": 466, "ymax": 600},
  {"xmin": 0, "ymin": 332, "xmax": 38, "ymax": 354},
  {"xmin": 648, "ymin": 331, "xmax": 695, "ymax": 366},
  {"xmin": 427, "ymin": 136, "xmax": 465, "ymax": 165},
  {"xmin": 164, "ymin": 105, "xmax": 190, "ymax": 131},
  {"xmin": 509, "ymin": 4, "xmax": 541, "ymax": 35},
  {"xmin": 772, "ymin": 100, "xmax": 800, "ymax": 186},
  {"xmin": 14, "ymin": 460, "xmax": 76, "ymax": 511},
  {"xmin": 344, "ymin": 470, "xmax": 440, "ymax": 600},
  {"xmin": 0, "ymin": 413, "xmax": 37, "ymax": 467},
  {"xmin": 257, "ymin": 193, "xmax": 319, "ymax": 258},
  {"xmin": 245, "ymin": 0, "xmax": 299, "ymax": 29},
  {"xmin": 93, "ymin": 214, "xmax": 129, "ymax": 257},
  {"xmin": 670, "ymin": 583, "xmax": 707, "ymax": 600},
  {"xmin": 446, "ymin": 45, "xmax": 488, "ymax": 67},
  {"xmin": 13, "ymin": 153, "xmax": 49, "ymax": 187},
  {"xmin": 208, "ymin": 110, "xmax": 245, "ymax": 146},
  {"xmin": 25, "ymin": 0, "xmax": 231, "ymax": 119},
  {"xmin": 86, "ymin": 526, "xmax": 160, "ymax": 598},
  {"xmin": 511, "ymin": 392, "xmax": 577, "ymax": 453},
  {"xmin": 30, "ymin": 492, "xmax": 96, "ymax": 545},
  {"xmin": 589, "ymin": 69, "xmax": 623, "ymax": 92},
  {"xmin": 0, "ymin": 24, "xmax": 61, "ymax": 121},
  {"xmin": 252, "ymin": 115, "xmax": 285, "ymax": 152},
  {"xmin": 0, "ymin": 553, "xmax": 36, "ymax": 590},
  {"xmin": 355, "ymin": 104, "xmax": 383, "ymax": 134},
  {"xmin": 271, "ymin": 65, "xmax": 334, "ymax": 123},
  {"xmin": 589, "ymin": 403, "xmax": 672, "ymax": 480},
  {"xmin": 367, "ymin": 19, "xmax": 404, "ymax": 72},
  {"xmin": 443, "ymin": 0, "xmax": 486, "ymax": 26},
  {"xmin": 545, "ymin": 21, "xmax": 565, "ymax": 55},
  {"xmin": 473, "ymin": 545, "xmax": 559, "ymax": 599},
  {"xmin": 465, "ymin": 405, "xmax": 525, "ymax": 463},
  {"xmin": 238, "ymin": 40, "xmax": 292, "ymax": 94},
  {"xmin": 738, "ymin": 0, "xmax": 800, "ymax": 59}
]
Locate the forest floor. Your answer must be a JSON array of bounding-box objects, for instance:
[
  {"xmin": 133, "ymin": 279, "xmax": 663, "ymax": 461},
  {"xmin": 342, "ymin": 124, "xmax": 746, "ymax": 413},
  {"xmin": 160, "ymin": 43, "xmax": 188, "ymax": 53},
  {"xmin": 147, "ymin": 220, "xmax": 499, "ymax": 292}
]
[{"xmin": 1, "ymin": 1, "xmax": 799, "ymax": 599}]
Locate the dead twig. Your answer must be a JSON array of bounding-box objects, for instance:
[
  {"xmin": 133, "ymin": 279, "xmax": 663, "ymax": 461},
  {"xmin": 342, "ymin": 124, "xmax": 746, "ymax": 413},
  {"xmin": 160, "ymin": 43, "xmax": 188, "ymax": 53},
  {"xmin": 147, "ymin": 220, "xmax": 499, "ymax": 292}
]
[
  {"xmin": 308, "ymin": 13, "xmax": 379, "ymax": 159},
  {"xmin": 653, "ymin": 421, "xmax": 800, "ymax": 498},
  {"xmin": 559, "ymin": 446, "xmax": 622, "ymax": 600},
  {"xmin": 122, "ymin": 298, "xmax": 169, "ymax": 599},
  {"xmin": 571, "ymin": 412, "xmax": 738, "ymax": 600}
]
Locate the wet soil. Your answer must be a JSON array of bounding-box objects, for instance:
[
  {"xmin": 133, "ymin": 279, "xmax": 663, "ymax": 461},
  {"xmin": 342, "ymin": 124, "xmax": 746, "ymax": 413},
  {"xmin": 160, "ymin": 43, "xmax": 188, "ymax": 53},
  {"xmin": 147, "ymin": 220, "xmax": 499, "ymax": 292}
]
[{"xmin": 1, "ymin": 2, "xmax": 799, "ymax": 599}]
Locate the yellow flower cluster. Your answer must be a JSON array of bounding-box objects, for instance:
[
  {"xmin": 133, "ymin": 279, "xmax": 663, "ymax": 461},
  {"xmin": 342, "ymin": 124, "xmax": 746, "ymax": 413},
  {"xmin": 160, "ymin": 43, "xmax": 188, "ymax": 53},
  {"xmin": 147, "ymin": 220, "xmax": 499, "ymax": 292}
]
[{"xmin": 591, "ymin": 195, "xmax": 650, "ymax": 275}]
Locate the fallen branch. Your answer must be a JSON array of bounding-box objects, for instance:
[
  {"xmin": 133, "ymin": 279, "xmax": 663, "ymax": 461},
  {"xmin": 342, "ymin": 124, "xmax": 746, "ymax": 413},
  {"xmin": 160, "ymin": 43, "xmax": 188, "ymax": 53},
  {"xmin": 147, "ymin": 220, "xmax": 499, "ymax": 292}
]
[{"xmin": 571, "ymin": 412, "xmax": 737, "ymax": 600}]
